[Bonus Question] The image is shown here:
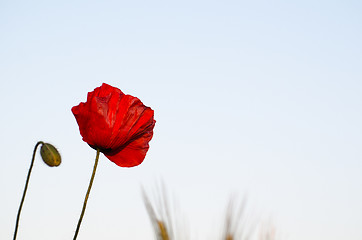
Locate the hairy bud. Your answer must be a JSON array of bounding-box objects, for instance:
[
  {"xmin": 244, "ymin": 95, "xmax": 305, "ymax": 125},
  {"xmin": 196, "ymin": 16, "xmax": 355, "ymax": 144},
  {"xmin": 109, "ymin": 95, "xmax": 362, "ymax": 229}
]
[{"xmin": 40, "ymin": 143, "xmax": 61, "ymax": 167}]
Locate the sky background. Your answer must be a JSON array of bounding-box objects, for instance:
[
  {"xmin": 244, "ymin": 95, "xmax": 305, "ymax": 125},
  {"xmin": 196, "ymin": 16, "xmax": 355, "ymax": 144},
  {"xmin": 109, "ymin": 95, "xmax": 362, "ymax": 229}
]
[{"xmin": 1, "ymin": 0, "xmax": 361, "ymax": 239}]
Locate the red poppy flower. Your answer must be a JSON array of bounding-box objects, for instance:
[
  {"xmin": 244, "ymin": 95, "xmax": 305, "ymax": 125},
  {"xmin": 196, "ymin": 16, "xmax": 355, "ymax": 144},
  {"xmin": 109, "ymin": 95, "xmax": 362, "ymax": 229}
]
[{"xmin": 72, "ymin": 83, "xmax": 155, "ymax": 167}]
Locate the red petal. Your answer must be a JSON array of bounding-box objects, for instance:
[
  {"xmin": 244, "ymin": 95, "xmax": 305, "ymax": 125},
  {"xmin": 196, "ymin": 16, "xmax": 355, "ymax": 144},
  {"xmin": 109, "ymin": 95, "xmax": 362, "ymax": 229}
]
[
  {"xmin": 107, "ymin": 97, "xmax": 155, "ymax": 150},
  {"xmin": 72, "ymin": 83, "xmax": 124, "ymax": 148},
  {"xmin": 72, "ymin": 83, "xmax": 156, "ymax": 167},
  {"xmin": 104, "ymin": 119, "xmax": 155, "ymax": 167}
]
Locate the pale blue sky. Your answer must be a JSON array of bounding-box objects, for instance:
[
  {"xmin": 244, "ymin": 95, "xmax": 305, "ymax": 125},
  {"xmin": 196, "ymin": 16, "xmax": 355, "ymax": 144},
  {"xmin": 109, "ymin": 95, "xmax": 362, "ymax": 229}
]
[{"xmin": 1, "ymin": 1, "xmax": 361, "ymax": 239}]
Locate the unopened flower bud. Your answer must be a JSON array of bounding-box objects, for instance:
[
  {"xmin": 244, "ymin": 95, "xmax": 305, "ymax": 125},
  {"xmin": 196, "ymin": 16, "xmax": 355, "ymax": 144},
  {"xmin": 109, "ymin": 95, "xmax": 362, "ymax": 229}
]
[{"xmin": 40, "ymin": 143, "xmax": 61, "ymax": 167}]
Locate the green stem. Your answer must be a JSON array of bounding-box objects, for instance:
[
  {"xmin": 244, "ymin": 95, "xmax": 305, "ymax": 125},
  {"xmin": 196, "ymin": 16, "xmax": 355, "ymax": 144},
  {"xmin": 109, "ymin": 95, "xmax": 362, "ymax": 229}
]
[
  {"xmin": 73, "ymin": 149, "xmax": 100, "ymax": 240},
  {"xmin": 13, "ymin": 141, "xmax": 44, "ymax": 240}
]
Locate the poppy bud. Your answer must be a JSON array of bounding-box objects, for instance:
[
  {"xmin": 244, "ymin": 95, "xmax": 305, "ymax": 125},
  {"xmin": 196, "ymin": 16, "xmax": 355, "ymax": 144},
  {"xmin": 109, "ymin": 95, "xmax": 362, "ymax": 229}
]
[{"xmin": 40, "ymin": 143, "xmax": 61, "ymax": 167}]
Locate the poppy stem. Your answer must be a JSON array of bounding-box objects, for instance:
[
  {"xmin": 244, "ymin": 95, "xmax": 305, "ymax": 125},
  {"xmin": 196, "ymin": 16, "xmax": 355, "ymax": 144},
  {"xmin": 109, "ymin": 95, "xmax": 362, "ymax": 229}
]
[
  {"xmin": 13, "ymin": 141, "xmax": 44, "ymax": 240},
  {"xmin": 73, "ymin": 149, "xmax": 100, "ymax": 240}
]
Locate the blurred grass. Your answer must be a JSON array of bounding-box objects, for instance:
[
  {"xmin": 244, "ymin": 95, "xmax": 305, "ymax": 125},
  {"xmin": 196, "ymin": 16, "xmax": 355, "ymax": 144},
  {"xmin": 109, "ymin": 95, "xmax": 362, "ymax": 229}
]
[
  {"xmin": 142, "ymin": 186, "xmax": 279, "ymax": 240},
  {"xmin": 142, "ymin": 184, "xmax": 176, "ymax": 240}
]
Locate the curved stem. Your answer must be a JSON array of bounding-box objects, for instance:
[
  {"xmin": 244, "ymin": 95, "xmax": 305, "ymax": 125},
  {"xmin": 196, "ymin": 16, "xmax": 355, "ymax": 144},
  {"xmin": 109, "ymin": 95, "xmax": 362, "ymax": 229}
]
[
  {"xmin": 13, "ymin": 141, "xmax": 44, "ymax": 240},
  {"xmin": 73, "ymin": 149, "xmax": 100, "ymax": 240}
]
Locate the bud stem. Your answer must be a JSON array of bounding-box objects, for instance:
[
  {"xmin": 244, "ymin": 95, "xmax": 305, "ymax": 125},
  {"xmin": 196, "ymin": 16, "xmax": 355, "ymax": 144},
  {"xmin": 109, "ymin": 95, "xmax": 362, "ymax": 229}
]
[
  {"xmin": 13, "ymin": 141, "xmax": 44, "ymax": 240},
  {"xmin": 73, "ymin": 149, "xmax": 100, "ymax": 240}
]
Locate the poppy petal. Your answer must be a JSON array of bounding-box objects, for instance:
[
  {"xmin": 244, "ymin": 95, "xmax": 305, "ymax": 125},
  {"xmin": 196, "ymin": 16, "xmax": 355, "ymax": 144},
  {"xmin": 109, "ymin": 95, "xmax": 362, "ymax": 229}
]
[
  {"xmin": 72, "ymin": 83, "xmax": 155, "ymax": 167},
  {"xmin": 104, "ymin": 120, "xmax": 155, "ymax": 167}
]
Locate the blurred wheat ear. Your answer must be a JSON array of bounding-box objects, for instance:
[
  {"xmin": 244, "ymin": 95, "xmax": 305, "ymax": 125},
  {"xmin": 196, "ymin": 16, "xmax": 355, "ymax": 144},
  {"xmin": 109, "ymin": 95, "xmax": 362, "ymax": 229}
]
[
  {"xmin": 142, "ymin": 186, "xmax": 279, "ymax": 240},
  {"xmin": 222, "ymin": 197, "xmax": 279, "ymax": 240},
  {"xmin": 222, "ymin": 197, "xmax": 255, "ymax": 240},
  {"xmin": 258, "ymin": 223, "xmax": 277, "ymax": 240},
  {"xmin": 142, "ymin": 184, "xmax": 178, "ymax": 240}
]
